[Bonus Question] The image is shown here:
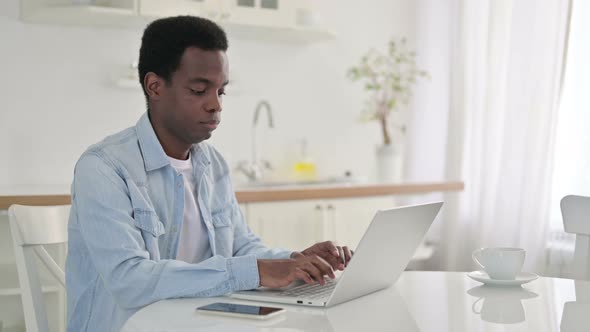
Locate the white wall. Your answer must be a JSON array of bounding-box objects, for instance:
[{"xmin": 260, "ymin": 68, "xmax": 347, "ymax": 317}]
[
  {"xmin": 0, "ymin": 1, "xmax": 442, "ymax": 189},
  {"xmin": 0, "ymin": 1, "xmax": 145, "ymax": 187}
]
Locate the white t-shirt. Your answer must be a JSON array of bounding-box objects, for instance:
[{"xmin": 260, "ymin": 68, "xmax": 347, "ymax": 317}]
[{"xmin": 167, "ymin": 154, "xmax": 211, "ymax": 264}]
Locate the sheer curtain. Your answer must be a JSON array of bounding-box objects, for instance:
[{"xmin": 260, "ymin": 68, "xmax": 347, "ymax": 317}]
[
  {"xmin": 441, "ymin": 0, "xmax": 572, "ymax": 273},
  {"xmin": 546, "ymin": 0, "xmax": 590, "ymax": 277}
]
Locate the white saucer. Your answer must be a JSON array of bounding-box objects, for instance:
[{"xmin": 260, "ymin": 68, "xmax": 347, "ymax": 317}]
[{"xmin": 467, "ymin": 271, "xmax": 538, "ymax": 286}]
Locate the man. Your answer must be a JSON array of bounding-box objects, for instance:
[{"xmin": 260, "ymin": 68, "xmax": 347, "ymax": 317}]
[{"xmin": 65, "ymin": 16, "xmax": 352, "ymax": 332}]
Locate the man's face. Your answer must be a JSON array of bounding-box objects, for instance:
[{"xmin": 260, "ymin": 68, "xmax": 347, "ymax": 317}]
[{"xmin": 157, "ymin": 47, "xmax": 229, "ymax": 144}]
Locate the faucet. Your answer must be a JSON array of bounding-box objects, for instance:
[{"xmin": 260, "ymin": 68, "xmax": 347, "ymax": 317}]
[
  {"xmin": 236, "ymin": 100, "xmax": 274, "ymax": 182},
  {"xmin": 253, "ymin": 100, "xmax": 274, "ymax": 128}
]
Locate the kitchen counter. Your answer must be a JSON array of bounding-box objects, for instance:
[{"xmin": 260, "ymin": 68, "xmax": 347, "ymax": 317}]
[
  {"xmin": 0, "ymin": 181, "xmax": 463, "ymax": 209},
  {"xmin": 234, "ymin": 181, "xmax": 464, "ymax": 203}
]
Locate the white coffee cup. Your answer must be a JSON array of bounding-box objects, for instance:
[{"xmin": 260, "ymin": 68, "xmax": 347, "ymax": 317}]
[{"xmin": 472, "ymin": 247, "xmax": 525, "ymax": 280}]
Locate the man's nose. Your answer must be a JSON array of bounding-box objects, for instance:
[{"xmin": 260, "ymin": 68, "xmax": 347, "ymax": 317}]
[{"xmin": 205, "ymin": 94, "xmax": 222, "ymax": 113}]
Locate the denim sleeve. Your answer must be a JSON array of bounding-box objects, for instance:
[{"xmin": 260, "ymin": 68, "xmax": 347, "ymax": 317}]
[{"xmin": 72, "ymin": 153, "xmax": 260, "ymax": 310}]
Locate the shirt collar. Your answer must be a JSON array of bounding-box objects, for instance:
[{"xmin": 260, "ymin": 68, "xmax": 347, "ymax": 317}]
[
  {"xmin": 135, "ymin": 112, "xmax": 210, "ymax": 172},
  {"xmin": 135, "ymin": 112, "xmax": 172, "ymax": 172}
]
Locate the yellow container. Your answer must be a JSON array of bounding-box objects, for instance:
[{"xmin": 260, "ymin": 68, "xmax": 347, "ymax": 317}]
[{"xmin": 292, "ymin": 139, "xmax": 317, "ymax": 181}]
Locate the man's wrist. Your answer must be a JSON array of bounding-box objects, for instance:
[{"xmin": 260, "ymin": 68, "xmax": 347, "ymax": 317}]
[{"xmin": 228, "ymin": 255, "xmax": 260, "ymax": 291}]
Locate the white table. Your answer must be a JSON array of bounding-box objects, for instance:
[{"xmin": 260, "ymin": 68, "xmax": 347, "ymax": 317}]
[{"xmin": 122, "ymin": 271, "xmax": 590, "ymax": 332}]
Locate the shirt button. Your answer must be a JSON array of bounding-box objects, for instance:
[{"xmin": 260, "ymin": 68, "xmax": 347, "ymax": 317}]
[
  {"xmin": 177, "ymin": 182, "xmax": 181, "ymax": 188},
  {"xmin": 171, "ymin": 226, "xmax": 177, "ymax": 233}
]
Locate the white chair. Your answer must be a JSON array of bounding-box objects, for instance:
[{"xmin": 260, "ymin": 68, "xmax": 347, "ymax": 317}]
[
  {"xmin": 560, "ymin": 195, "xmax": 590, "ymax": 280},
  {"xmin": 8, "ymin": 204, "xmax": 70, "ymax": 332}
]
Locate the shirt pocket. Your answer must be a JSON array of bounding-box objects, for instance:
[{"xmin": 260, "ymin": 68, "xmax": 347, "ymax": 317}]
[
  {"xmin": 211, "ymin": 210, "xmax": 233, "ymax": 228},
  {"xmin": 133, "ymin": 209, "xmax": 166, "ymax": 260},
  {"xmin": 211, "ymin": 209, "xmax": 234, "ymax": 256}
]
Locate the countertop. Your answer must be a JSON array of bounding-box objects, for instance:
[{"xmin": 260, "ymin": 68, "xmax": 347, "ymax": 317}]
[{"xmin": 0, "ymin": 181, "xmax": 464, "ymax": 209}]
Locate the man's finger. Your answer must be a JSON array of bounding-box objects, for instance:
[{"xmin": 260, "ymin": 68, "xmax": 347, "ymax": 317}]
[
  {"xmin": 303, "ymin": 262, "xmax": 324, "ymax": 285},
  {"xmin": 336, "ymin": 246, "xmax": 345, "ymax": 270},
  {"xmin": 294, "ymin": 268, "xmax": 314, "ymax": 285},
  {"xmin": 310, "ymin": 255, "xmax": 336, "ymax": 279},
  {"xmin": 313, "ymin": 251, "xmax": 341, "ymax": 271},
  {"xmin": 343, "ymin": 246, "xmax": 353, "ymax": 267},
  {"xmin": 317, "ymin": 241, "xmax": 339, "ymax": 257},
  {"xmin": 291, "ymin": 251, "xmax": 305, "ymax": 259}
]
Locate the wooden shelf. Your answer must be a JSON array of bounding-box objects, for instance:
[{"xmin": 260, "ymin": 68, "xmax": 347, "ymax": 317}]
[
  {"xmin": 222, "ymin": 22, "xmax": 335, "ymax": 43},
  {"xmin": 21, "ymin": 4, "xmax": 150, "ymax": 28},
  {"xmin": 0, "ymin": 181, "xmax": 464, "ymax": 208}
]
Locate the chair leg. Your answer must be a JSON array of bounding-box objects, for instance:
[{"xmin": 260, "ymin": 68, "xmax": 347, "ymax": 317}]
[
  {"xmin": 10, "ymin": 215, "xmax": 50, "ymax": 332},
  {"xmin": 58, "ymin": 243, "xmax": 67, "ymax": 332},
  {"xmin": 14, "ymin": 246, "xmax": 51, "ymax": 332}
]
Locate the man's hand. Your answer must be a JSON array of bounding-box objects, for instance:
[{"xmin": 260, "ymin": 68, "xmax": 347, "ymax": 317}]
[
  {"xmin": 291, "ymin": 241, "xmax": 353, "ymax": 271},
  {"xmin": 257, "ymin": 255, "xmax": 336, "ymax": 288}
]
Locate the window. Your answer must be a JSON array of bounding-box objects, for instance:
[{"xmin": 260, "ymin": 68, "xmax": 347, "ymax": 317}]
[{"xmin": 549, "ymin": 0, "xmax": 590, "ymax": 231}]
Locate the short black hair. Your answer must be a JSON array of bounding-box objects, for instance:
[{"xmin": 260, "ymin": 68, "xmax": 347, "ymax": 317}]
[{"xmin": 138, "ymin": 16, "xmax": 228, "ymax": 99}]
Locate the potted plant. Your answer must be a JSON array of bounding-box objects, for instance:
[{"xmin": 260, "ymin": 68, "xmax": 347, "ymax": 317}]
[{"xmin": 347, "ymin": 37, "xmax": 428, "ymax": 182}]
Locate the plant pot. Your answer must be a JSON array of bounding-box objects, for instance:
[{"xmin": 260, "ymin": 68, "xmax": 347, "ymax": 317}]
[{"xmin": 375, "ymin": 144, "xmax": 403, "ymax": 183}]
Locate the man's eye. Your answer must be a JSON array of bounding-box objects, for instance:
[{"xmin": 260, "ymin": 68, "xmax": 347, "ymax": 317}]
[
  {"xmin": 218, "ymin": 91, "xmax": 226, "ymax": 96},
  {"xmin": 190, "ymin": 89, "xmax": 206, "ymax": 95}
]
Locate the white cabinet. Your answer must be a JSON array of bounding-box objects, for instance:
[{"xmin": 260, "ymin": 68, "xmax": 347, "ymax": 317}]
[
  {"xmin": 243, "ymin": 201, "xmax": 322, "ymax": 251},
  {"xmin": 243, "ymin": 197, "xmax": 399, "ymax": 252},
  {"xmin": 20, "ymin": 0, "xmax": 335, "ymax": 42},
  {"xmin": 20, "ymin": 0, "xmax": 149, "ymax": 28},
  {"xmin": 140, "ymin": 0, "xmax": 204, "ymax": 18},
  {"xmin": 242, "ymin": 196, "xmax": 435, "ymax": 268},
  {"xmin": 229, "ymin": 0, "xmax": 286, "ymax": 27}
]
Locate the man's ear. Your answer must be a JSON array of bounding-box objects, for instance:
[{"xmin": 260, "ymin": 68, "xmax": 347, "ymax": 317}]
[{"xmin": 144, "ymin": 72, "xmax": 165, "ymax": 101}]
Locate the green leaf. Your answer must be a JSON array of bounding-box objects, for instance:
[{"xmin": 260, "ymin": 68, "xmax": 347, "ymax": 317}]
[{"xmin": 387, "ymin": 99, "xmax": 397, "ymax": 109}]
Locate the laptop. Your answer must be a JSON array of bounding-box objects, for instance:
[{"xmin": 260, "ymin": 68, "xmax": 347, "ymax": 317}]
[{"xmin": 231, "ymin": 201, "xmax": 443, "ymax": 307}]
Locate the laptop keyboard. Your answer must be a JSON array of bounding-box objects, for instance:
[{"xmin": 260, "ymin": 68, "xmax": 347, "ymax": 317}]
[{"xmin": 277, "ymin": 278, "xmax": 338, "ymax": 300}]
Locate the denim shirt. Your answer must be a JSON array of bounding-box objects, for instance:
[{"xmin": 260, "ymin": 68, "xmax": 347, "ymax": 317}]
[{"xmin": 65, "ymin": 113, "xmax": 291, "ymax": 332}]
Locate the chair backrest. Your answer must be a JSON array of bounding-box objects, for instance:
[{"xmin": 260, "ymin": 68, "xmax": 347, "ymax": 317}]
[
  {"xmin": 8, "ymin": 204, "xmax": 70, "ymax": 332},
  {"xmin": 560, "ymin": 195, "xmax": 590, "ymax": 280}
]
